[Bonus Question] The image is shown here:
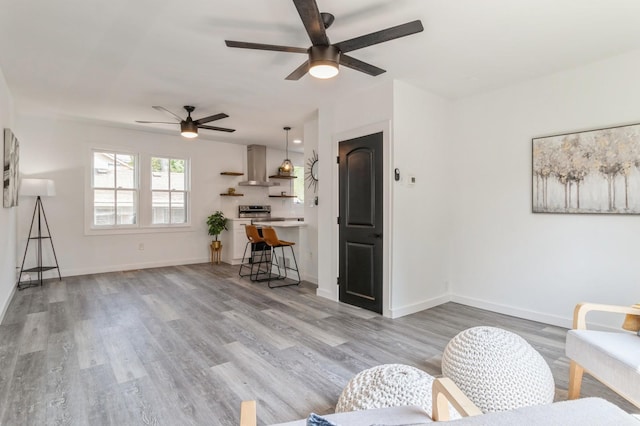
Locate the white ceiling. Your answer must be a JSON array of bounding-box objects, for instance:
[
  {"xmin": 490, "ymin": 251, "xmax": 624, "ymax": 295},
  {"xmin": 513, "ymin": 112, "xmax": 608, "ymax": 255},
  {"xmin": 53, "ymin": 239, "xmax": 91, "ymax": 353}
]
[{"xmin": 2, "ymin": 0, "xmax": 640, "ymax": 150}]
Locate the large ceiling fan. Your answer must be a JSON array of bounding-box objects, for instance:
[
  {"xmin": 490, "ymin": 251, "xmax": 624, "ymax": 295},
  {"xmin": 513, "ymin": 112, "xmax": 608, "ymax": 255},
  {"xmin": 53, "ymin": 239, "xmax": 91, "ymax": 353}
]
[
  {"xmin": 135, "ymin": 106, "xmax": 235, "ymax": 138},
  {"xmin": 225, "ymin": 0, "xmax": 423, "ymax": 80}
]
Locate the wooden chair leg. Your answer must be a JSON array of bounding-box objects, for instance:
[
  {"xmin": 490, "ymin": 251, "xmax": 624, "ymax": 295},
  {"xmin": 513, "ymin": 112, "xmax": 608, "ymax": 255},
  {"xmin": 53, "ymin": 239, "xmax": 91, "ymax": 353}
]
[
  {"xmin": 240, "ymin": 400, "xmax": 256, "ymax": 426},
  {"xmin": 568, "ymin": 361, "xmax": 584, "ymax": 400}
]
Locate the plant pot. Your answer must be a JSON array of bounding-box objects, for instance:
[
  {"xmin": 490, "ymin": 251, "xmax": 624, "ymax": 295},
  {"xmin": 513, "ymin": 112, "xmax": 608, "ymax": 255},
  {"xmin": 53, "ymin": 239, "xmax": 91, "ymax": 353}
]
[{"xmin": 211, "ymin": 240, "xmax": 222, "ymax": 249}]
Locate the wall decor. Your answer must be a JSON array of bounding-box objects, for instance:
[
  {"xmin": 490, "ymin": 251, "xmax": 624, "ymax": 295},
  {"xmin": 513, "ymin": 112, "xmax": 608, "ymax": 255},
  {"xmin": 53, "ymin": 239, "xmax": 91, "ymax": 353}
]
[
  {"xmin": 3, "ymin": 128, "xmax": 19, "ymax": 208},
  {"xmin": 305, "ymin": 149, "xmax": 318, "ymax": 193},
  {"xmin": 532, "ymin": 122, "xmax": 640, "ymax": 214}
]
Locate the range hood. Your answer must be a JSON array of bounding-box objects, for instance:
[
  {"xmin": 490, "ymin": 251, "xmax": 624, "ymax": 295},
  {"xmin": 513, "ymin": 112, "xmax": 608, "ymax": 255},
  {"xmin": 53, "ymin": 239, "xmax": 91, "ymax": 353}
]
[{"xmin": 238, "ymin": 144, "xmax": 279, "ymax": 187}]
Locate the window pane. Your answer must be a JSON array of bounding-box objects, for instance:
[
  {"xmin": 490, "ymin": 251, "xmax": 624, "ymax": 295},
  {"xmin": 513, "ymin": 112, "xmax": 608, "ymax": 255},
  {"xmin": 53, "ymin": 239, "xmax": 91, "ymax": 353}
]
[
  {"xmin": 94, "ymin": 189, "xmax": 115, "ymax": 225},
  {"xmin": 171, "ymin": 192, "xmax": 186, "ymax": 224},
  {"xmin": 170, "ymin": 159, "xmax": 186, "ymax": 190},
  {"xmin": 151, "ymin": 157, "xmax": 169, "ymax": 190},
  {"xmin": 152, "ymin": 191, "xmax": 170, "ymax": 224},
  {"xmin": 93, "ymin": 152, "xmax": 115, "ymax": 188},
  {"xmin": 116, "ymin": 154, "xmax": 136, "ymax": 189},
  {"xmin": 116, "ymin": 190, "xmax": 137, "ymax": 224}
]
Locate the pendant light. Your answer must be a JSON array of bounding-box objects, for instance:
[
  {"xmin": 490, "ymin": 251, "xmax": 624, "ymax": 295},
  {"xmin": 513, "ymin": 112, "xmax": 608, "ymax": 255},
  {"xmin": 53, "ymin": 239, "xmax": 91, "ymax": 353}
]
[{"xmin": 279, "ymin": 126, "xmax": 293, "ymax": 174}]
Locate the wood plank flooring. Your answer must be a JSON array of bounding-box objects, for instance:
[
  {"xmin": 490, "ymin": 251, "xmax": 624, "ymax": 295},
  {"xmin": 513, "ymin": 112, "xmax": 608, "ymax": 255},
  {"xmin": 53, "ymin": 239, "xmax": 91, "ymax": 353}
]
[{"xmin": 0, "ymin": 263, "xmax": 636, "ymax": 425}]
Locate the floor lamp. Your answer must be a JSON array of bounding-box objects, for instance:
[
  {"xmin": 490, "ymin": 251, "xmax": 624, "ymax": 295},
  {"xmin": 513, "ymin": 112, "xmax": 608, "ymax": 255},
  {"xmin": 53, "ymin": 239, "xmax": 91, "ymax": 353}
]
[{"xmin": 18, "ymin": 178, "xmax": 62, "ymax": 290}]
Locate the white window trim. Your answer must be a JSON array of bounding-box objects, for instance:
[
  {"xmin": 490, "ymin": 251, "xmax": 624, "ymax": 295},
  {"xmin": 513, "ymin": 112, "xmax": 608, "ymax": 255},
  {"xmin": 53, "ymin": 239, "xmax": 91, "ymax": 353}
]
[
  {"xmin": 150, "ymin": 156, "xmax": 190, "ymax": 226},
  {"xmin": 85, "ymin": 146, "xmax": 193, "ymax": 236}
]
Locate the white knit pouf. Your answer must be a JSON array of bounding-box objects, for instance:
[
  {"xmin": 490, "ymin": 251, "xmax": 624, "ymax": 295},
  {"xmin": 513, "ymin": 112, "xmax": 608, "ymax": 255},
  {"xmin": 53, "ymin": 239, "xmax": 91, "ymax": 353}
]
[
  {"xmin": 441, "ymin": 326, "xmax": 555, "ymax": 413},
  {"xmin": 335, "ymin": 363, "xmax": 459, "ymax": 419}
]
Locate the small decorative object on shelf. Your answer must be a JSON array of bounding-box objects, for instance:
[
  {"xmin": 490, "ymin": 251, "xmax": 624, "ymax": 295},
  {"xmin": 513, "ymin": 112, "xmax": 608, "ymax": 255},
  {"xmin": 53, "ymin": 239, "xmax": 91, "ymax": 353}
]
[{"xmin": 220, "ymin": 172, "xmax": 244, "ymax": 176}]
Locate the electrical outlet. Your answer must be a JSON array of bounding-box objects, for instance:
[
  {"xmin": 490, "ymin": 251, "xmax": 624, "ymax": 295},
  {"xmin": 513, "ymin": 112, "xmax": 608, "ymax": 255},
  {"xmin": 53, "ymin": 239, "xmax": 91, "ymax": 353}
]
[{"xmin": 138, "ymin": 243, "xmax": 144, "ymax": 250}]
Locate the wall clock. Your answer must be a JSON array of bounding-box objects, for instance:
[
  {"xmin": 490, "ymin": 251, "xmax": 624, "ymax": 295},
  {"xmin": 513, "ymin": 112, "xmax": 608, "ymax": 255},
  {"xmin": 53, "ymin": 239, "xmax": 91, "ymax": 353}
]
[{"xmin": 305, "ymin": 150, "xmax": 318, "ymax": 193}]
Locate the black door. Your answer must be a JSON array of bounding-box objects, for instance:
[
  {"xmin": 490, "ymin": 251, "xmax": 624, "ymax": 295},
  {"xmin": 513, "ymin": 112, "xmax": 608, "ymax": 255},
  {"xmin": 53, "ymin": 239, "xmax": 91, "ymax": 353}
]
[{"xmin": 338, "ymin": 132, "xmax": 383, "ymax": 314}]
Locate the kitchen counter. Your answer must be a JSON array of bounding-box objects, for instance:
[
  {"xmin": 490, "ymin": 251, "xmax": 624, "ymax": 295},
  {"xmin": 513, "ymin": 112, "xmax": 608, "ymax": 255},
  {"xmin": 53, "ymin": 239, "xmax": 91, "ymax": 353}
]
[{"xmin": 252, "ymin": 221, "xmax": 307, "ymax": 228}]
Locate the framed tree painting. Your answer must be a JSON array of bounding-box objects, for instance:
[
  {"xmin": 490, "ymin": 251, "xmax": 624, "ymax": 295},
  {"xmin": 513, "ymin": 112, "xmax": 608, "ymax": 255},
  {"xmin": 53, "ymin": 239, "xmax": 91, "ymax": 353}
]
[
  {"xmin": 532, "ymin": 122, "xmax": 640, "ymax": 214},
  {"xmin": 3, "ymin": 128, "xmax": 19, "ymax": 208}
]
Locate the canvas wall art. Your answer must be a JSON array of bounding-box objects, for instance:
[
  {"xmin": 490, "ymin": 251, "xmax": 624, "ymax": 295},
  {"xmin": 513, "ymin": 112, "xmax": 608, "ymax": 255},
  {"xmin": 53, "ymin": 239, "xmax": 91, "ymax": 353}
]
[
  {"xmin": 532, "ymin": 122, "xmax": 640, "ymax": 214},
  {"xmin": 3, "ymin": 128, "xmax": 19, "ymax": 208}
]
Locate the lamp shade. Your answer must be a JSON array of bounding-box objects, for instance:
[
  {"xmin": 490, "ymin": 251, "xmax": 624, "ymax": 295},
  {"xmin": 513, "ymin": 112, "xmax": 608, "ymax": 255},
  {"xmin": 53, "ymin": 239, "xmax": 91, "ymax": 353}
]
[{"xmin": 21, "ymin": 179, "xmax": 56, "ymax": 197}]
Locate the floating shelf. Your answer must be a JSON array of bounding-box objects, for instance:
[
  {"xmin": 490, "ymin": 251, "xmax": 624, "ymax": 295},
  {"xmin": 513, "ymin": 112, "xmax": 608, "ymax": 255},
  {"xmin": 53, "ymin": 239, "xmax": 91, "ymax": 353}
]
[
  {"xmin": 221, "ymin": 193, "xmax": 244, "ymax": 197},
  {"xmin": 268, "ymin": 175, "xmax": 297, "ymax": 179},
  {"xmin": 269, "ymin": 195, "xmax": 296, "ymax": 198},
  {"xmin": 220, "ymin": 172, "xmax": 244, "ymax": 176}
]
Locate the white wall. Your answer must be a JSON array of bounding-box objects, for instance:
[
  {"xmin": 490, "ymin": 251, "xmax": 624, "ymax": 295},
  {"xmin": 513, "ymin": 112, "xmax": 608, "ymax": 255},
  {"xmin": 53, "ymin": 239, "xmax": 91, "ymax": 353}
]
[
  {"xmin": 0, "ymin": 66, "xmax": 17, "ymax": 321},
  {"xmin": 390, "ymin": 80, "xmax": 452, "ymax": 317},
  {"xmin": 16, "ymin": 117, "xmax": 302, "ymax": 277},
  {"xmin": 315, "ymin": 80, "xmax": 452, "ymax": 318},
  {"xmin": 316, "ymin": 80, "xmax": 393, "ymax": 304},
  {"xmin": 449, "ymin": 50, "xmax": 640, "ymax": 328},
  {"xmin": 302, "ymin": 114, "xmax": 319, "ymax": 284}
]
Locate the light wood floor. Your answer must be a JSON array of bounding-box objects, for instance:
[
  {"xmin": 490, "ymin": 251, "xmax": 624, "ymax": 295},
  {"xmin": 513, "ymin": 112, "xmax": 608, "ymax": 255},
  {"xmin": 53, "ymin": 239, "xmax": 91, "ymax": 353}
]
[{"xmin": 0, "ymin": 263, "xmax": 635, "ymax": 425}]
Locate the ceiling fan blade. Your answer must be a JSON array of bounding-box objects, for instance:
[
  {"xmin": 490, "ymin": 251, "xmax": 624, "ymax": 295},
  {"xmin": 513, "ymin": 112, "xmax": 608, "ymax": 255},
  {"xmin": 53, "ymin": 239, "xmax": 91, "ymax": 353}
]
[
  {"xmin": 194, "ymin": 113, "xmax": 229, "ymax": 125},
  {"xmin": 339, "ymin": 54, "xmax": 386, "ymax": 76},
  {"xmin": 198, "ymin": 125, "xmax": 236, "ymax": 133},
  {"xmin": 152, "ymin": 106, "xmax": 184, "ymax": 122},
  {"xmin": 334, "ymin": 20, "xmax": 424, "ymax": 53},
  {"xmin": 293, "ymin": 0, "xmax": 330, "ymax": 46},
  {"xmin": 135, "ymin": 120, "xmax": 178, "ymax": 124},
  {"xmin": 285, "ymin": 61, "xmax": 310, "ymax": 80},
  {"xmin": 225, "ymin": 40, "xmax": 307, "ymax": 54}
]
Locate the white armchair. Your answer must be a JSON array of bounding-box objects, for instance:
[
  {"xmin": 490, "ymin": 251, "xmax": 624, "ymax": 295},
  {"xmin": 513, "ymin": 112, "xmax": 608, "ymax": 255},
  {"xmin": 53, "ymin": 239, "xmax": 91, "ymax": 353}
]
[{"xmin": 565, "ymin": 302, "xmax": 640, "ymax": 408}]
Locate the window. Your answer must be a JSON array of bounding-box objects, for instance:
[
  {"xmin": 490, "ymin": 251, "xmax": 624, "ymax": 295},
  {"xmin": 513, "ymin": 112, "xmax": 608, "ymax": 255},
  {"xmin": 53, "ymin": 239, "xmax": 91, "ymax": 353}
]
[
  {"xmin": 151, "ymin": 157, "xmax": 188, "ymax": 224},
  {"xmin": 92, "ymin": 151, "xmax": 137, "ymax": 226}
]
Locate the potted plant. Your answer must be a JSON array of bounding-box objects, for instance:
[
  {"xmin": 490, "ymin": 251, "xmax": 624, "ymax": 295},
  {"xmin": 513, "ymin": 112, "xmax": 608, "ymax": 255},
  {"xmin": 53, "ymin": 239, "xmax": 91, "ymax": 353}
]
[{"xmin": 206, "ymin": 211, "xmax": 228, "ymax": 249}]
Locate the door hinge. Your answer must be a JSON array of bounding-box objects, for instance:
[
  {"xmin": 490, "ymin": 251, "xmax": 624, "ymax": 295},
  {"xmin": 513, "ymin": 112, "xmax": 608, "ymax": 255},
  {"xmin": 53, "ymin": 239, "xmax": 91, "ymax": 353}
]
[
  {"xmin": 337, "ymin": 216, "xmax": 340, "ymax": 224},
  {"xmin": 337, "ymin": 277, "xmax": 340, "ymax": 285},
  {"xmin": 336, "ymin": 156, "xmax": 340, "ymax": 164}
]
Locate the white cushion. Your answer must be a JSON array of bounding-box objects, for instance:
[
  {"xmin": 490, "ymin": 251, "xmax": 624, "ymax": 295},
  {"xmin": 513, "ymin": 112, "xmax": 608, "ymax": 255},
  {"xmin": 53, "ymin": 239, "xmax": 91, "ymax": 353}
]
[
  {"xmin": 444, "ymin": 397, "xmax": 639, "ymax": 426},
  {"xmin": 566, "ymin": 329, "xmax": 640, "ymax": 406},
  {"xmin": 269, "ymin": 405, "xmax": 432, "ymax": 426}
]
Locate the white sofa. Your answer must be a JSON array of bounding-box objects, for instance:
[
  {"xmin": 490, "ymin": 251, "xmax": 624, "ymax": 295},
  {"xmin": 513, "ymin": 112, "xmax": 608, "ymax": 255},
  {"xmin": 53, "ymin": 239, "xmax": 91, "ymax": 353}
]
[{"xmin": 240, "ymin": 378, "xmax": 639, "ymax": 425}]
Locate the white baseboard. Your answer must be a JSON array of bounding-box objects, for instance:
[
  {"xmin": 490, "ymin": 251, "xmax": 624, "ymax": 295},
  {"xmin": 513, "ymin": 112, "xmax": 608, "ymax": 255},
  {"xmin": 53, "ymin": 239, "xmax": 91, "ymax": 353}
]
[
  {"xmin": 389, "ymin": 293, "xmax": 452, "ymax": 319},
  {"xmin": 302, "ymin": 273, "xmax": 318, "ymax": 285},
  {"xmin": 450, "ymin": 294, "xmax": 573, "ymax": 329},
  {"xmin": 0, "ymin": 284, "xmax": 18, "ymax": 324},
  {"xmin": 316, "ymin": 287, "xmax": 336, "ymax": 301},
  {"xmin": 61, "ymin": 257, "xmax": 210, "ymax": 277}
]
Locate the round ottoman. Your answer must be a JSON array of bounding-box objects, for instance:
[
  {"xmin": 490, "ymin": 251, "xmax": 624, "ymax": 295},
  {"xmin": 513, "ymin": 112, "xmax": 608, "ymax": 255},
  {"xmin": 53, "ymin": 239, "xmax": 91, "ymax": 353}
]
[
  {"xmin": 335, "ymin": 364, "xmax": 459, "ymax": 419},
  {"xmin": 441, "ymin": 326, "xmax": 555, "ymax": 413}
]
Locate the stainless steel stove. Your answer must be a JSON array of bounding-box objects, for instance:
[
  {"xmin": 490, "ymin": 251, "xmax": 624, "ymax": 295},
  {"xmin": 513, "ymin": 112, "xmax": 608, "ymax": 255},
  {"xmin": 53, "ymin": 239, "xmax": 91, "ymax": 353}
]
[{"xmin": 238, "ymin": 205, "xmax": 271, "ymax": 221}]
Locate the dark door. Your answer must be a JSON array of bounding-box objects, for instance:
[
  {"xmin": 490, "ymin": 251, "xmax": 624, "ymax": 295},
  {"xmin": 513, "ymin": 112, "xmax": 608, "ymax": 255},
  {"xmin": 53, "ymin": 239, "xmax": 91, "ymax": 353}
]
[{"xmin": 338, "ymin": 132, "xmax": 383, "ymax": 314}]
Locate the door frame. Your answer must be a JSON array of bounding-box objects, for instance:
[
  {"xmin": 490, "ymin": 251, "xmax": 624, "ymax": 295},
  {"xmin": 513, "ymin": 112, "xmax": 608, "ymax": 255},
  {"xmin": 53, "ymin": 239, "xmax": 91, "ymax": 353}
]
[{"xmin": 330, "ymin": 120, "xmax": 392, "ymax": 317}]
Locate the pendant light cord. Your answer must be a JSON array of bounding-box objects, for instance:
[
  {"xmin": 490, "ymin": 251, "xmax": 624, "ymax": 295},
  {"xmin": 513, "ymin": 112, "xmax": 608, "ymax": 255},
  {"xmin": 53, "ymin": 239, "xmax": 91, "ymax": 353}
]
[{"xmin": 284, "ymin": 126, "xmax": 290, "ymax": 159}]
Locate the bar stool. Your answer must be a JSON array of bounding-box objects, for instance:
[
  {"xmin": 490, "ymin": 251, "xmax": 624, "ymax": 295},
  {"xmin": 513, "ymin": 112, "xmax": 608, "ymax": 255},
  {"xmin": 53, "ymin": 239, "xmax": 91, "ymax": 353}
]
[
  {"xmin": 238, "ymin": 225, "xmax": 270, "ymax": 280},
  {"xmin": 261, "ymin": 226, "xmax": 301, "ymax": 288}
]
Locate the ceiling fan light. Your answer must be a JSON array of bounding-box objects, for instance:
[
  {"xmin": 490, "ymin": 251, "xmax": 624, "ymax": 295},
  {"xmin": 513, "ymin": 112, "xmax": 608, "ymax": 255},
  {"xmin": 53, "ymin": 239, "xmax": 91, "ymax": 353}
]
[
  {"xmin": 310, "ymin": 63, "xmax": 339, "ymax": 79},
  {"xmin": 180, "ymin": 121, "xmax": 198, "ymax": 138},
  {"xmin": 308, "ymin": 45, "xmax": 340, "ymax": 79}
]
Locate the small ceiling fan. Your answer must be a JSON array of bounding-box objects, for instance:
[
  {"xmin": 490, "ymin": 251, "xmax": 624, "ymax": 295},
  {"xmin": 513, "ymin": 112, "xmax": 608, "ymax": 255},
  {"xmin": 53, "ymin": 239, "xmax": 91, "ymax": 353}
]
[
  {"xmin": 135, "ymin": 106, "xmax": 235, "ymax": 138},
  {"xmin": 225, "ymin": 0, "xmax": 423, "ymax": 80}
]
